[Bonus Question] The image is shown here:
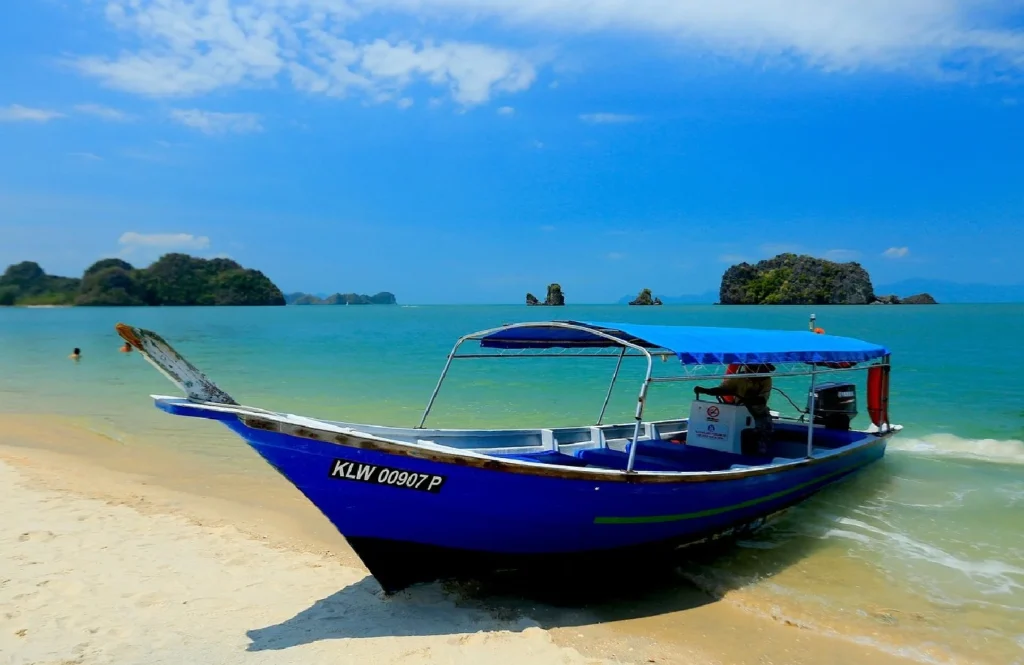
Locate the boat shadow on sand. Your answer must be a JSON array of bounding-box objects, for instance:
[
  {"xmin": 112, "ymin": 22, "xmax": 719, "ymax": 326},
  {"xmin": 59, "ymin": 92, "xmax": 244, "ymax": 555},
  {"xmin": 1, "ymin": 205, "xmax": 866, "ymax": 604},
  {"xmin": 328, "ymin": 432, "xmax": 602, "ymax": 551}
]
[{"xmin": 247, "ymin": 463, "xmax": 895, "ymax": 652}]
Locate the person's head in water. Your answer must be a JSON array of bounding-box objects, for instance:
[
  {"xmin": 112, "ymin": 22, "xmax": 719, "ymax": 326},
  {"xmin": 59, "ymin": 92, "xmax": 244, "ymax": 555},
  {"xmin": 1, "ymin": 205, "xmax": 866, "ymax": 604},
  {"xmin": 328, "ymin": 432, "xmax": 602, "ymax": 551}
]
[
  {"xmin": 120, "ymin": 342, "xmax": 132, "ymax": 353},
  {"xmin": 70, "ymin": 347, "xmax": 81, "ymax": 360}
]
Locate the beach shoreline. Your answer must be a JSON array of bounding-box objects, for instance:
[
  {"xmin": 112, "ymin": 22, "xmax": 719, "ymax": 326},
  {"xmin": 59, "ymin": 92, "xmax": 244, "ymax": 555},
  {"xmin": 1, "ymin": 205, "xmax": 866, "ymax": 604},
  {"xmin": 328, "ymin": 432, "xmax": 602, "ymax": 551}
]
[{"xmin": 0, "ymin": 413, "xmax": 933, "ymax": 665}]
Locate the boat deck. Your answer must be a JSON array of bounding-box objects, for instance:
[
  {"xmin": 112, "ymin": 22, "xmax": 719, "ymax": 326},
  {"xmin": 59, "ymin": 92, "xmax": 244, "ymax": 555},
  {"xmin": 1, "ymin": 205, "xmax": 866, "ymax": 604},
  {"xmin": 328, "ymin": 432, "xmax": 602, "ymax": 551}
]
[{"xmin": 323, "ymin": 416, "xmax": 872, "ymax": 473}]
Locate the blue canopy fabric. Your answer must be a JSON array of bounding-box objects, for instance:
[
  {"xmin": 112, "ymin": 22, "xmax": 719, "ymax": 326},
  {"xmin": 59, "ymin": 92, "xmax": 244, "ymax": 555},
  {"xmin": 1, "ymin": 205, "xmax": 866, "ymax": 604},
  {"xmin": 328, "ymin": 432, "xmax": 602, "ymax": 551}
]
[{"xmin": 478, "ymin": 320, "xmax": 889, "ymax": 365}]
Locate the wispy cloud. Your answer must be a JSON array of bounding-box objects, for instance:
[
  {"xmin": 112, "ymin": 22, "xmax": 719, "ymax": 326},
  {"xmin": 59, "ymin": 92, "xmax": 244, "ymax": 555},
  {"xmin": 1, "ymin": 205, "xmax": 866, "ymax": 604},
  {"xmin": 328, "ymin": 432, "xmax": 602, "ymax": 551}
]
[
  {"xmin": 539, "ymin": 225, "xmax": 556, "ymax": 232},
  {"xmin": 825, "ymin": 249, "xmax": 861, "ymax": 261},
  {"xmin": 68, "ymin": 152, "xmax": 103, "ymax": 161},
  {"xmin": 606, "ymin": 251, "xmax": 626, "ymax": 261},
  {"xmin": 169, "ymin": 109, "xmax": 263, "ymax": 135},
  {"xmin": 119, "ymin": 232, "xmax": 211, "ymax": 255},
  {"xmin": 497, "ymin": 106, "xmax": 515, "ymax": 116},
  {"xmin": 73, "ymin": 3, "xmax": 537, "ymax": 106},
  {"xmin": 579, "ymin": 113, "xmax": 638, "ymax": 124},
  {"xmin": 61, "ymin": 0, "xmax": 1024, "ymax": 116},
  {"xmin": 120, "ymin": 232, "xmax": 210, "ymax": 249},
  {"xmin": 397, "ymin": 97, "xmax": 414, "ymax": 109},
  {"xmin": 719, "ymin": 254, "xmax": 747, "ymax": 264},
  {"xmin": 74, "ymin": 103, "xmax": 133, "ymax": 122},
  {"xmin": 883, "ymin": 246, "xmax": 910, "ymax": 259},
  {"xmin": 0, "ymin": 104, "xmax": 64, "ymax": 122},
  {"xmin": 402, "ymin": 1, "xmax": 1022, "ymax": 79}
]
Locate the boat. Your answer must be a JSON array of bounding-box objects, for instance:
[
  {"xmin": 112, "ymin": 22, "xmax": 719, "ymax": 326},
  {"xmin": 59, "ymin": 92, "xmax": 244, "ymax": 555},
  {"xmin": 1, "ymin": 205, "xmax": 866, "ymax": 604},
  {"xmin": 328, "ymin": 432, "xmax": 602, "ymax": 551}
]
[{"xmin": 115, "ymin": 319, "xmax": 899, "ymax": 594}]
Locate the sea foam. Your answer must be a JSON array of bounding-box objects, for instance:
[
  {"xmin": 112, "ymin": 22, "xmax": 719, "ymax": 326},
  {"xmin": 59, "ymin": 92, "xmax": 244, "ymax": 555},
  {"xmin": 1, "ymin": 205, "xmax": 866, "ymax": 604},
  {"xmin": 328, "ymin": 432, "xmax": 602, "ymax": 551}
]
[{"xmin": 889, "ymin": 433, "xmax": 1024, "ymax": 465}]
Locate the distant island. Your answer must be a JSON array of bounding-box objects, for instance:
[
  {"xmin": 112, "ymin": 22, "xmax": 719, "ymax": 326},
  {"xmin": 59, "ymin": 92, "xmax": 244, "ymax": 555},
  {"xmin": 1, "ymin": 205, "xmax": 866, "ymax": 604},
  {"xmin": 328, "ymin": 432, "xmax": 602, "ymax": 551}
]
[
  {"xmin": 875, "ymin": 279, "xmax": 1023, "ymax": 304},
  {"xmin": 285, "ymin": 292, "xmax": 397, "ymax": 305},
  {"xmin": 526, "ymin": 283, "xmax": 565, "ymax": 306},
  {"xmin": 628, "ymin": 288, "xmax": 663, "ymax": 306},
  {"xmin": 616, "ymin": 291, "xmax": 717, "ymax": 305},
  {"xmin": 720, "ymin": 254, "xmax": 937, "ymax": 305},
  {"xmin": 0, "ymin": 255, "xmax": 285, "ymax": 306}
]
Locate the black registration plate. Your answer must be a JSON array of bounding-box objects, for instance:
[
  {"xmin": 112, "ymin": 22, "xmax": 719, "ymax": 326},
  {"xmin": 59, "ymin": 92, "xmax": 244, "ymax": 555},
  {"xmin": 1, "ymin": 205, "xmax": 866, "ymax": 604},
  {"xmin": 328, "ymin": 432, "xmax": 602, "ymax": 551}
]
[{"xmin": 327, "ymin": 458, "xmax": 446, "ymax": 493}]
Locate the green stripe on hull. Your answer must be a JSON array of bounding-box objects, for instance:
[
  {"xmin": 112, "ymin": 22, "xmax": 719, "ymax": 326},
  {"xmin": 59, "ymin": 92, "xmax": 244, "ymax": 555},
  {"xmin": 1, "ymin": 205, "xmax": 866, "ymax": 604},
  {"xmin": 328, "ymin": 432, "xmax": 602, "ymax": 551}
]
[{"xmin": 593, "ymin": 457, "xmax": 873, "ymax": 525}]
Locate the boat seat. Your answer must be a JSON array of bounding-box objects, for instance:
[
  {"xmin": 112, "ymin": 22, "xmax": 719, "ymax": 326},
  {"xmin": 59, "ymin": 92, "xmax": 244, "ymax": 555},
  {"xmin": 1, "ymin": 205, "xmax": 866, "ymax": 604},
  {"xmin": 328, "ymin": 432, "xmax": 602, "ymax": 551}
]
[
  {"xmin": 625, "ymin": 439, "xmax": 773, "ymax": 471},
  {"xmin": 496, "ymin": 451, "xmax": 590, "ymax": 467},
  {"xmin": 771, "ymin": 422, "xmax": 866, "ymax": 447},
  {"xmin": 573, "ymin": 448, "xmax": 681, "ymax": 472}
]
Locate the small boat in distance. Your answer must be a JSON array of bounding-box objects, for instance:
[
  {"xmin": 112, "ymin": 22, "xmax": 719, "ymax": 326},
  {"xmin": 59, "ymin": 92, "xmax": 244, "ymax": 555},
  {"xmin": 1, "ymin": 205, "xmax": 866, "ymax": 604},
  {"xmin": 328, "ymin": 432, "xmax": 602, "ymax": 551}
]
[{"xmin": 116, "ymin": 319, "xmax": 899, "ymax": 594}]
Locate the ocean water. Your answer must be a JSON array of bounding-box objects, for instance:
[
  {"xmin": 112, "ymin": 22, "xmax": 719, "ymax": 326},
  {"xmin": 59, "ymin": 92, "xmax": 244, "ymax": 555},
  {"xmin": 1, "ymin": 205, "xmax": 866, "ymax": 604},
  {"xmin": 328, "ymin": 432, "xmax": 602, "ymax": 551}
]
[{"xmin": 1, "ymin": 304, "xmax": 1022, "ymax": 663}]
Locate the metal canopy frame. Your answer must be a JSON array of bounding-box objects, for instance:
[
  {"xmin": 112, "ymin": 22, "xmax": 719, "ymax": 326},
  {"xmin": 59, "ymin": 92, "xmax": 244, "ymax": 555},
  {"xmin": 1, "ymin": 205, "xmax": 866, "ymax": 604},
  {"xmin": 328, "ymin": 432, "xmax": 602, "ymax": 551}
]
[{"xmin": 416, "ymin": 321, "xmax": 890, "ymax": 472}]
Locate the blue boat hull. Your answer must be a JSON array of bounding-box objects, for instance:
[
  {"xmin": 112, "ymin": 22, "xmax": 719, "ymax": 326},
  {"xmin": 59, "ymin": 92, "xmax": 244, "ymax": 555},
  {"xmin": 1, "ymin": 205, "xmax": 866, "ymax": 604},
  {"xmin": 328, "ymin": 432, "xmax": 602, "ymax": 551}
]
[{"xmin": 208, "ymin": 413, "xmax": 888, "ymax": 593}]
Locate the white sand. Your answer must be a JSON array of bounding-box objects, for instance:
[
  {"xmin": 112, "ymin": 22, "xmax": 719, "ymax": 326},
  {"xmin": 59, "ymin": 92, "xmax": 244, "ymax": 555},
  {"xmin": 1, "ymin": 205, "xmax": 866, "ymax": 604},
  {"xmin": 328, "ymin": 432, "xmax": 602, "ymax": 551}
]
[
  {"xmin": 0, "ymin": 415, "xmax": 924, "ymax": 665},
  {"xmin": 0, "ymin": 460, "xmax": 610, "ymax": 665}
]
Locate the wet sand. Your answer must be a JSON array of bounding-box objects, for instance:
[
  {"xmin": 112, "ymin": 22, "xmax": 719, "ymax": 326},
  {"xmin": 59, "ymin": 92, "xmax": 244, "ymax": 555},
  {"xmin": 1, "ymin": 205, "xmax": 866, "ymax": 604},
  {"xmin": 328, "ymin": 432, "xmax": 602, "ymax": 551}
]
[{"xmin": 1, "ymin": 414, "xmax": 926, "ymax": 665}]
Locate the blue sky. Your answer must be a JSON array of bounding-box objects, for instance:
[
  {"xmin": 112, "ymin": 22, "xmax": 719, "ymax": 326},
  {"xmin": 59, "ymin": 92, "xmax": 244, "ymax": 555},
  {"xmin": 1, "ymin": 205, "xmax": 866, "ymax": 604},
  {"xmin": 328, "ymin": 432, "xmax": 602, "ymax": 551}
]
[{"xmin": 1, "ymin": 0, "xmax": 1022, "ymax": 303}]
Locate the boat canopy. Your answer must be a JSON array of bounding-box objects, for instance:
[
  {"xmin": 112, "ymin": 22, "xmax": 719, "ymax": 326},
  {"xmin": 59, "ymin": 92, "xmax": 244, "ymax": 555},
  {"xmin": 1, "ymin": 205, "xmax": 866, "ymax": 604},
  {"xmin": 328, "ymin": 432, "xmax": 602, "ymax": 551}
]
[{"xmin": 478, "ymin": 321, "xmax": 889, "ymax": 365}]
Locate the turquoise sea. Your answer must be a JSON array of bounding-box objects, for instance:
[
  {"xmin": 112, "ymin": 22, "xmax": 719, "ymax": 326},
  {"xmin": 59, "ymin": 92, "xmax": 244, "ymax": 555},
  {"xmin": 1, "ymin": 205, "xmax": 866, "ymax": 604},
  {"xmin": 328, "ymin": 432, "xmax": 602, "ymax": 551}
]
[{"xmin": 2, "ymin": 304, "xmax": 1022, "ymax": 664}]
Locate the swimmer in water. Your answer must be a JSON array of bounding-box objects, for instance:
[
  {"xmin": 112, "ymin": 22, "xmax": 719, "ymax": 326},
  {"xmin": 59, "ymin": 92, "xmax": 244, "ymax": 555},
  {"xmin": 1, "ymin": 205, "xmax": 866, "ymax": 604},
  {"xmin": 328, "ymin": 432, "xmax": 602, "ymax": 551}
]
[
  {"xmin": 69, "ymin": 347, "xmax": 81, "ymax": 361},
  {"xmin": 119, "ymin": 342, "xmax": 132, "ymax": 353}
]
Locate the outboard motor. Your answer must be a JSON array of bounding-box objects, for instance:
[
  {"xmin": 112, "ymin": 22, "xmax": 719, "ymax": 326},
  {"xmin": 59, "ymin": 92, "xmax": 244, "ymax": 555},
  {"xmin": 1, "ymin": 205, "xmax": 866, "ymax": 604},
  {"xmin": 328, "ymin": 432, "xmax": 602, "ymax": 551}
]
[{"xmin": 809, "ymin": 382, "xmax": 857, "ymax": 430}]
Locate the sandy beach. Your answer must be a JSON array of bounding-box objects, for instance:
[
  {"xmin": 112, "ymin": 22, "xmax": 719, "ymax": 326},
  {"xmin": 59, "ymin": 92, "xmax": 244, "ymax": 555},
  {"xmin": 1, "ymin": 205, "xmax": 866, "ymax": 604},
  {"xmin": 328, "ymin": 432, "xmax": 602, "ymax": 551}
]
[{"xmin": 0, "ymin": 414, "xmax": 934, "ymax": 665}]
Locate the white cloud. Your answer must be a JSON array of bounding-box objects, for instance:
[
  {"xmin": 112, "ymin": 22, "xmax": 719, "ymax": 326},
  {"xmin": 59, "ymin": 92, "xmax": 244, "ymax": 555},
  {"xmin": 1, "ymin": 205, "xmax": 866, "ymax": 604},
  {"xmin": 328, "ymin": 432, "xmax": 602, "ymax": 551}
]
[
  {"xmin": 579, "ymin": 113, "xmax": 637, "ymax": 124},
  {"xmin": 74, "ymin": 103, "xmax": 134, "ymax": 122},
  {"xmin": 883, "ymin": 246, "xmax": 910, "ymax": 258},
  {"xmin": 68, "ymin": 152, "xmax": 103, "ymax": 161},
  {"xmin": 358, "ymin": 40, "xmax": 535, "ymax": 105},
  {"xmin": 60, "ymin": 0, "xmax": 1024, "ymax": 115},
  {"xmin": 607, "ymin": 252, "xmax": 625, "ymax": 261},
  {"xmin": 169, "ymin": 109, "xmax": 263, "ymax": 135},
  {"xmin": 397, "ymin": 97, "xmax": 414, "ymax": 109},
  {"xmin": 0, "ymin": 105, "xmax": 65, "ymax": 122},
  {"xmin": 73, "ymin": 2, "xmax": 537, "ymax": 106},
  {"xmin": 497, "ymin": 106, "xmax": 515, "ymax": 115},
  {"xmin": 374, "ymin": 0, "xmax": 1024, "ymax": 77},
  {"xmin": 119, "ymin": 232, "xmax": 211, "ymax": 256},
  {"xmin": 825, "ymin": 248, "xmax": 861, "ymax": 261},
  {"xmin": 719, "ymin": 253, "xmax": 747, "ymax": 264}
]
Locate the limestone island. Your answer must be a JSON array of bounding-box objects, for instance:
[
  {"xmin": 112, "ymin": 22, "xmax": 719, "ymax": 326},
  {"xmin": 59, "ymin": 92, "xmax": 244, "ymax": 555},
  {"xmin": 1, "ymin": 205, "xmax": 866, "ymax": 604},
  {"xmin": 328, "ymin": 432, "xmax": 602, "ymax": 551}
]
[
  {"xmin": 628, "ymin": 288, "xmax": 663, "ymax": 306},
  {"xmin": 526, "ymin": 283, "xmax": 565, "ymax": 306},
  {"xmin": 285, "ymin": 292, "xmax": 397, "ymax": 305},
  {"xmin": 0, "ymin": 255, "xmax": 285, "ymax": 306},
  {"xmin": 719, "ymin": 253, "xmax": 938, "ymax": 305}
]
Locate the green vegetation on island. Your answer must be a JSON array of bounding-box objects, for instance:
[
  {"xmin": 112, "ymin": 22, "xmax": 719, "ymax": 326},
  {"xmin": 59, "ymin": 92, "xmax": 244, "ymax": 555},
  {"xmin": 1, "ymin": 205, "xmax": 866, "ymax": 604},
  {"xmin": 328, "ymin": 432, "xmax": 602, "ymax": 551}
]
[
  {"xmin": 0, "ymin": 254, "xmax": 286, "ymax": 306},
  {"xmin": 526, "ymin": 283, "xmax": 565, "ymax": 306},
  {"xmin": 719, "ymin": 254, "xmax": 938, "ymax": 305},
  {"xmin": 872, "ymin": 293, "xmax": 938, "ymax": 305},
  {"xmin": 628, "ymin": 288, "xmax": 663, "ymax": 306},
  {"xmin": 0, "ymin": 261, "xmax": 80, "ymax": 306},
  {"xmin": 284, "ymin": 292, "xmax": 397, "ymax": 305}
]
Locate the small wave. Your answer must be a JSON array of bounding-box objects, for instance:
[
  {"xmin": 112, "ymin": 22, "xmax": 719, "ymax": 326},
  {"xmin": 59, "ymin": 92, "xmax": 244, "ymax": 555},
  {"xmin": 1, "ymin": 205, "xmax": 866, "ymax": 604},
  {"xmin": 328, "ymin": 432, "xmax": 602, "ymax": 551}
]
[
  {"xmin": 996, "ymin": 484, "xmax": 1024, "ymax": 507},
  {"xmin": 822, "ymin": 528, "xmax": 874, "ymax": 545},
  {"xmin": 832, "ymin": 516, "xmax": 1024, "ymax": 594},
  {"xmin": 890, "ymin": 433, "xmax": 1024, "ymax": 465}
]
